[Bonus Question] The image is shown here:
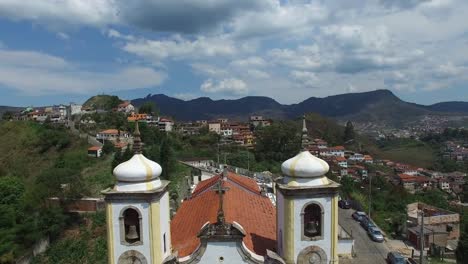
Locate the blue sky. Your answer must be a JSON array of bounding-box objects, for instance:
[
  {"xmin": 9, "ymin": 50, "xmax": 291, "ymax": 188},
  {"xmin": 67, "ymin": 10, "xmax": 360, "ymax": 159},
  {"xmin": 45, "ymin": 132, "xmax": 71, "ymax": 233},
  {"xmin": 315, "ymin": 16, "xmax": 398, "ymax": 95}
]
[{"xmin": 0, "ymin": 0, "xmax": 467, "ymax": 107}]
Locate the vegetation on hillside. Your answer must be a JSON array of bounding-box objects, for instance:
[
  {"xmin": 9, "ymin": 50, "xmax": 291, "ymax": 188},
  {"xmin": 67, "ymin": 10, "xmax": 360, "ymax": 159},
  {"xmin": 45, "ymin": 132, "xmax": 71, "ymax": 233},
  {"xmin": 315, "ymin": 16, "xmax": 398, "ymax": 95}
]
[
  {"xmin": 0, "ymin": 121, "xmax": 113, "ymax": 262},
  {"xmin": 82, "ymin": 95, "xmax": 122, "ymax": 111}
]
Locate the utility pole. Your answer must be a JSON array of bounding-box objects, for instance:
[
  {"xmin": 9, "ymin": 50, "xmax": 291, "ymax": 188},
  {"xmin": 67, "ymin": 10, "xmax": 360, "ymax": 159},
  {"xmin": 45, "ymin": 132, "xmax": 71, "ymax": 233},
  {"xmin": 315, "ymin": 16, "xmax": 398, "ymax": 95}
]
[
  {"xmin": 368, "ymin": 173, "xmax": 372, "ymax": 219},
  {"xmin": 420, "ymin": 210, "xmax": 425, "ymax": 264},
  {"xmin": 217, "ymin": 142, "xmax": 220, "ymax": 165}
]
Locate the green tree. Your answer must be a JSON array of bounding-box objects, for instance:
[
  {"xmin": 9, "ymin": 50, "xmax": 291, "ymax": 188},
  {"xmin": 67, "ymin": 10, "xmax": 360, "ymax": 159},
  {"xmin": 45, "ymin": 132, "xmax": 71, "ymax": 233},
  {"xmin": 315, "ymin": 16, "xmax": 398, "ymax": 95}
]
[
  {"xmin": 160, "ymin": 138, "xmax": 175, "ymax": 180},
  {"xmin": 456, "ymin": 218, "xmax": 468, "ymax": 263},
  {"xmin": 344, "ymin": 121, "xmax": 355, "ymax": 142},
  {"xmin": 102, "ymin": 141, "xmax": 115, "ymax": 155},
  {"xmin": 254, "ymin": 121, "xmax": 300, "ymax": 162},
  {"xmin": 138, "ymin": 101, "xmax": 158, "ymax": 115},
  {"xmin": 1, "ymin": 111, "xmax": 13, "ymax": 121}
]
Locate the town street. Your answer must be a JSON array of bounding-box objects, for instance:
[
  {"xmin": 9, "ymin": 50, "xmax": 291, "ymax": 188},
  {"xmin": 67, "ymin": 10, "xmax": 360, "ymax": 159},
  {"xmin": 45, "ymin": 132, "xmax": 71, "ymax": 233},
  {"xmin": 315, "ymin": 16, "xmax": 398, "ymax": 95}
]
[{"xmin": 339, "ymin": 208, "xmax": 390, "ymax": 264}]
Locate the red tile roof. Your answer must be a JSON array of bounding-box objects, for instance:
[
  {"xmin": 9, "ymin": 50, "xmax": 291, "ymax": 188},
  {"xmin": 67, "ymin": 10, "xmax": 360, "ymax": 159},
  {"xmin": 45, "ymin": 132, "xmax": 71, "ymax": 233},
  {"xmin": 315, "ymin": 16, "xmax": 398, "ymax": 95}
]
[
  {"xmin": 171, "ymin": 173, "xmax": 276, "ymax": 258},
  {"xmin": 87, "ymin": 146, "xmax": 102, "ymax": 151}
]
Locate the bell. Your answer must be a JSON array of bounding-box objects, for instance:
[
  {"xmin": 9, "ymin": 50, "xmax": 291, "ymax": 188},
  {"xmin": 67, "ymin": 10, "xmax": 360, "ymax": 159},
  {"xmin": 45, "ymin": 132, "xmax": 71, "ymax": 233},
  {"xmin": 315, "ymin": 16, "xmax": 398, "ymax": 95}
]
[
  {"xmin": 126, "ymin": 225, "xmax": 139, "ymax": 240},
  {"xmin": 305, "ymin": 221, "xmax": 319, "ymax": 237}
]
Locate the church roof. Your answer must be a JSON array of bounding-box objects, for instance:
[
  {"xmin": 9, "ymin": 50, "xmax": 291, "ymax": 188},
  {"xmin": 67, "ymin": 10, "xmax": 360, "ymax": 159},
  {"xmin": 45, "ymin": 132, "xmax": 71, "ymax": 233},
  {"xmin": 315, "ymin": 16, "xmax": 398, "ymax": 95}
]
[{"xmin": 171, "ymin": 172, "xmax": 276, "ymax": 258}]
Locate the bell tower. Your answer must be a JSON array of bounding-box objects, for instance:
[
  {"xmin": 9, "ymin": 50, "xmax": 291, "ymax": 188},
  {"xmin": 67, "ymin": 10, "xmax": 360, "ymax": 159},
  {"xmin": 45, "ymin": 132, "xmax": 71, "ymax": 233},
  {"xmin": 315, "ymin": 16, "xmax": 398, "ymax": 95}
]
[
  {"xmin": 102, "ymin": 122, "xmax": 172, "ymax": 264},
  {"xmin": 276, "ymin": 116, "xmax": 340, "ymax": 264}
]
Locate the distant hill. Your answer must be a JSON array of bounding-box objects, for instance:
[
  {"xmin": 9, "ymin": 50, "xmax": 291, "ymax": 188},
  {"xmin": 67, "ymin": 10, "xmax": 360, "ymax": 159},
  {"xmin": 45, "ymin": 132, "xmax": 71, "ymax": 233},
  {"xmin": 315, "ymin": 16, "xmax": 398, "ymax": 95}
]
[
  {"xmin": 83, "ymin": 95, "xmax": 122, "ymax": 110},
  {"xmin": 427, "ymin": 101, "xmax": 468, "ymax": 113},
  {"xmin": 0, "ymin": 105, "xmax": 22, "ymax": 118},
  {"xmin": 132, "ymin": 90, "xmax": 468, "ymax": 126}
]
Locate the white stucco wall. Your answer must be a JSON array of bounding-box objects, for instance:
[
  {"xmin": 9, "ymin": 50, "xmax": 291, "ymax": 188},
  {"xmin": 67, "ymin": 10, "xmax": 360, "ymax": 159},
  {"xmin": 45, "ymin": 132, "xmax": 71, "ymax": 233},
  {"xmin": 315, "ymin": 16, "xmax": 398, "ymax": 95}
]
[
  {"xmin": 338, "ymin": 239, "xmax": 354, "ymax": 255},
  {"xmin": 276, "ymin": 190, "xmax": 334, "ymax": 264},
  {"xmin": 201, "ymin": 241, "xmax": 249, "ymax": 264},
  {"xmin": 111, "ymin": 202, "xmax": 153, "ymax": 263},
  {"xmin": 110, "ymin": 191, "xmax": 171, "ymax": 264},
  {"xmin": 293, "ymin": 196, "xmax": 333, "ymax": 263}
]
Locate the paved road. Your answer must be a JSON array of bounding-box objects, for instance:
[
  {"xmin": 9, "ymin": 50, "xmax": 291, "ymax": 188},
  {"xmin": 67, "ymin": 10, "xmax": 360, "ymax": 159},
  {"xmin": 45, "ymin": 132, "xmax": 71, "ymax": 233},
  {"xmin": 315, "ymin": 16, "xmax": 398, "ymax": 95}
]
[{"xmin": 339, "ymin": 208, "xmax": 390, "ymax": 264}]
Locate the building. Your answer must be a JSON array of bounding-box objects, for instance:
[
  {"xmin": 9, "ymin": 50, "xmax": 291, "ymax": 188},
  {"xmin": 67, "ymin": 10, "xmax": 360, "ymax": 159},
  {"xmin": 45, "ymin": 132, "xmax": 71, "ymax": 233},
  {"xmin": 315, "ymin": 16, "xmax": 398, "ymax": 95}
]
[
  {"xmin": 96, "ymin": 129, "xmax": 130, "ymax": 143},
  {"xmin": 208, "ymin": 122, "xmax": 221, "ymax": 134},
  {"xmin": 363, "ymin": 155, "xmax": 373, "ymax": 164},
  {"xmin": 158, "ymin": 118, "xmax": 174, "ymax": 132},
  {"xmin": 70, "ymin": 103, "xmax": 82, "ymax": 116},
  {"xmin": 334, "ymin": 156, "xmax": 348, "ymax": 168},
  {"xmin": 102, "ymin": 124, "xmax": 172, "ymax": 264},
  {"xmin": 320, "ymin": 146, "xmax": 345, "ymax": 157},
  {"xmin": 348, "ymin": 153, "xmax": 364, "ymax": 162},
  {"xmin": 127, "ymin": 113, "xmax": 148, "ymax": 122},
  {"xmin": 396, "ymin": 174, "xmax": 433, "ymax": 193},
  {"xmin": 103, "ymin": 121, "xmax": 353, "ymax": 263},
  {"xmin": 117, "ymin": 101, "xmax": 135, "ymax": 113},
  {"xmin": 250, "ymin": 115, "xmax": 272, "ymax": 128},
  {"xmin": 407, "ymin": 202, "xmax": 460, "ymax": 249},
  {"xmin": 88, "ymin": 146, "xmax": 103, "ymax": 158}
]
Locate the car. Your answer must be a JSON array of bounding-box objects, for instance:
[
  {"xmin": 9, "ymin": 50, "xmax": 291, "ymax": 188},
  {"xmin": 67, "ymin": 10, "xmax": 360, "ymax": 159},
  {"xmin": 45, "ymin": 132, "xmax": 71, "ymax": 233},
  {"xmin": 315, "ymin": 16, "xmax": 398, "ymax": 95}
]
[
  {"xmin": 386, "ymin": 252, "xmax": 406, "ymax": 264},
  {"xmin": 368, "ymin": 227, "xmax": 384, "ymax": 242},
  {"xmin": 360, "ymin": 217, "xmax": 376, "ymax": 231},
  {"xmin": 338, "ymin": 199, "xmax": 351, "ymax": 209},
  {"xmin": 352, "ymin": 211, "xmax": 366, "ymax": 222}
]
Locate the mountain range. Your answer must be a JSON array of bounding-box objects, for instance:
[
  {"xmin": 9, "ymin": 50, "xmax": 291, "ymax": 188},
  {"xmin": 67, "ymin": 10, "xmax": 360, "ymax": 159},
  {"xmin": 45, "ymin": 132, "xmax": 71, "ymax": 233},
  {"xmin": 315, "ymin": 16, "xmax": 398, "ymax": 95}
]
[{"xmin": 131, "ymin": 89, "xmax": 468, "ymax": 125}]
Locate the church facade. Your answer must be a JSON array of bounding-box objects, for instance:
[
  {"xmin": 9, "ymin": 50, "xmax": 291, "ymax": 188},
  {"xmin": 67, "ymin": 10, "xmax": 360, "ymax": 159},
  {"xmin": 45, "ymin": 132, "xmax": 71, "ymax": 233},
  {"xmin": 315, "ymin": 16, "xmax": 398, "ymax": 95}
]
[{"xmin": 103, "ymin": 119, "xmax": 348, "ymax": 264}]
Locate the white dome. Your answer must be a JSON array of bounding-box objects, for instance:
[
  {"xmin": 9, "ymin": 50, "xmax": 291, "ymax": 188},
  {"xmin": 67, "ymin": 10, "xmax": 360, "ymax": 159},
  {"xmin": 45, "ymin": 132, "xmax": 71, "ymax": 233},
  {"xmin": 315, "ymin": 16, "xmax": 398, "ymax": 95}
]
[
  {"xmin": 113, "ymin": 154, "xmax": 162, "ymax": 182},
  {"xmin": 281, "ymin": 151, "xmax": 329, "ymax": 177}
]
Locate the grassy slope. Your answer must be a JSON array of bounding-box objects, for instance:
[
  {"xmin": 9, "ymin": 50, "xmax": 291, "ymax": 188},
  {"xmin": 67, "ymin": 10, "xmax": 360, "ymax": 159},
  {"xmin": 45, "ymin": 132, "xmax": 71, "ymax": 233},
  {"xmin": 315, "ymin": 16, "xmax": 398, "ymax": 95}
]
[{"xmin": 377, "ymin": 139, "xmax": 436, "ymax": 168}]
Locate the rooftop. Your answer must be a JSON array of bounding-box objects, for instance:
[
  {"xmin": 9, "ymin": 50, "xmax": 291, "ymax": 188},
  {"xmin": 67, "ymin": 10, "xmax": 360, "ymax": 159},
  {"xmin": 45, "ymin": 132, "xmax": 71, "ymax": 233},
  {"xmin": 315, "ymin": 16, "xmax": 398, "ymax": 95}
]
[{"xmin": 171, "ymin": 172, "xmax": 276, "ymax": 258}]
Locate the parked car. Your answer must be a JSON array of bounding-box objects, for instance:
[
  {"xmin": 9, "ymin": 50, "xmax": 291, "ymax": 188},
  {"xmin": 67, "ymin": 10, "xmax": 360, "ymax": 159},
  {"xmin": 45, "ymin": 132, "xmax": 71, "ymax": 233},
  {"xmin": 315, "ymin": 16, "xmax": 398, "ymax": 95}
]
[
  {"xmin": 386, "ymin": 252, "xmax": 405, "ymax": 264},
  {"xmin": 338, "ymin": 199, "xmax": 351, "ymax": 209},
  {"xmin": 360, "ymin": 217, "xmax": 376, "ymax": 231},
  {"xmin": 368, "ymin": 227, "xmax": 384, "ymax": 242},
  {"xmin": 352, "ymin": 211, "xmax": 366, "ymax": 222}
]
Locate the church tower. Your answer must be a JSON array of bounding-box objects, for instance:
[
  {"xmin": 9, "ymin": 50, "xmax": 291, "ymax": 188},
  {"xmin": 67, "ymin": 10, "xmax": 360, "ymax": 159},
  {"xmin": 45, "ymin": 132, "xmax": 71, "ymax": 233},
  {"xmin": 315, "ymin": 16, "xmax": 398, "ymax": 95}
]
[
  {"xmin": 276, "ymin": 118, "xmax": 340, "ymax": 264},
  {"xmin": 102, "ymin": 122, "xmax": 172, "ymax": 264}
]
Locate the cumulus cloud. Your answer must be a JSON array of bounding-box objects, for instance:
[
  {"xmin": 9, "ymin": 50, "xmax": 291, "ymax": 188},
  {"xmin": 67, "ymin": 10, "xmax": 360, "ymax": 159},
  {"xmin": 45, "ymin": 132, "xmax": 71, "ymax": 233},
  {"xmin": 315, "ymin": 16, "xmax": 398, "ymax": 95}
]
[
  {"xmin": 0, "ymin": 48, "xmax": 166, "ymax": 95},
  {"xmin": 200, "ymin": 78, "xmax": 248, "ymax": 95},
  {"xmin": 290, "ymin": 70, "xmax": 318, "ymax": 85},
  {"xmin": 122, "ymin": 35, "xmax": 237, "ymax": 63}
]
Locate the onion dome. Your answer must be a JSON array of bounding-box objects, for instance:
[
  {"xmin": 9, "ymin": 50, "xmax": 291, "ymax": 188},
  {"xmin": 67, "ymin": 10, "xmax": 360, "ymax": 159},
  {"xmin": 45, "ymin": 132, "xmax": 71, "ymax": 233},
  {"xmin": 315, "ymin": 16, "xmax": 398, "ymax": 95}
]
[
  {"xmin": 113, "ymin": 153, "xmax": 162, "ymax": 182},
  {"xmin": 281, "ymin": 151, "xmax": 329, "ymax": 177},
  {"xmin": 111, "ymin": 121, "xmax": 163, "ymax": 192}
]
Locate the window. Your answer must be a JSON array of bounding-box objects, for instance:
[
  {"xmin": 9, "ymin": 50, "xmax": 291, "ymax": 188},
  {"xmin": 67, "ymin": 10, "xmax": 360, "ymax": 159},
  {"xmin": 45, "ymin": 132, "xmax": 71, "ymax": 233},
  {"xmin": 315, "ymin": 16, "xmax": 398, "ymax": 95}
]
[
  {"xmin": 119, "ymin": 207, "xmax": 143, "ymax": 245},
  {"xmin": 163, "ymin": 233, "xmax": 166, "ymax": 253},
  {"xmin": 303, "ymin": 203, "xmax": 323, "ymax": 240}
]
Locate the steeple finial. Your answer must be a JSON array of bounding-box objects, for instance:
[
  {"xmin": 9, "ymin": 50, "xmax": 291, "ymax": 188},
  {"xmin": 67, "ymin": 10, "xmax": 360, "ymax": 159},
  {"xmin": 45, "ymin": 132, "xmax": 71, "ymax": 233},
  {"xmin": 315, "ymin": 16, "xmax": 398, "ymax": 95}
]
[
  {"xmin": 133, "ymin": 121, "xmax": 143, "ymax": 154},
  {"xmin": 301, "ymin": 114, "xmax": 310, "ymax": 151},
  {"xmin": 216, "ymin": 178, "xmax": 225, "ymax": 224}
]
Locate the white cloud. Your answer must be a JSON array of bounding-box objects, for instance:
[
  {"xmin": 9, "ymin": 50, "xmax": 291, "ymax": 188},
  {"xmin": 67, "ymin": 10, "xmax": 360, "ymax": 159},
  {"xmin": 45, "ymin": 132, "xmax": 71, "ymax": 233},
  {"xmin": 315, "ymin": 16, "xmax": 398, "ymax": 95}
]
[
  {"xmin": 56, "ymin": 32, "xmax": 70, "ymax": 40},
  {"xmin": 290, "ymin": 70, "xmax": 318, "ymax": 85},
  {"xmin": 122, "ymin": 35, "xmax": 237, "ymax": 64},
  {"xmin": 200, "ymin": 78, "xmax": 248, "ymax": 95},
  {"xmin": 191, "ymin": 63, "xmax": 228, "ymax": 77},
  {"xmin": 246, "ymin": 69, "xmax": 270, "ymax": 79},
  {"xmin": 0, "ymin": 48, "xmax": 166, "ymax": 95},
  {"xmin": 0, "ymin": 0, "xmax": 117, "ymax": 29},
  {"xmin": 230, "ymin": 56, "xmax": 266, "ymax": 68}
]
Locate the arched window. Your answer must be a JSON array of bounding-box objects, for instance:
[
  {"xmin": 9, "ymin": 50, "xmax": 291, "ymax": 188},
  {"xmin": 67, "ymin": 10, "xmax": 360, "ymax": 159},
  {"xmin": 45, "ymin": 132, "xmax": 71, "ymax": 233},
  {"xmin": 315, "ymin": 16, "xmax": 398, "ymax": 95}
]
[
  {"xmin": 302, "ymin": 203, "xmax": 323, "ymax": 240},
  {"xmin": 119, "ymin": 207, "xmax": 143, "ymax": 245}
]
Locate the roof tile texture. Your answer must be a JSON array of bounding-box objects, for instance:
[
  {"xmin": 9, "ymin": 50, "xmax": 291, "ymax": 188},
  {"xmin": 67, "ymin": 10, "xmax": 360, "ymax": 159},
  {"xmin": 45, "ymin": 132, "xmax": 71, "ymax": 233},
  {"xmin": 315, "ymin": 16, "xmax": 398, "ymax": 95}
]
[{"xmin": 171, "ymin": 173, "xmax": 276, "ymax": 258}]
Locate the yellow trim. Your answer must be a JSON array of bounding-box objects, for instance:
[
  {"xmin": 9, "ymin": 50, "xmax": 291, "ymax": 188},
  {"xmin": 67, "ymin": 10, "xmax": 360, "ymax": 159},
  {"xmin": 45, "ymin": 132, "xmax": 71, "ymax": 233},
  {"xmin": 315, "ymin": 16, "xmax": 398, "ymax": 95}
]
[
  {"xmin": 331, "ymin": 195, "xmax": 339, "ymax": 263},
  {"xmin": 283, "ymin": 196, "xmax": 295, "ymax": 264},
  {"xmin": 150, "ymin": 201, "xmax": 162, "ymax": 264},
  {"xmin": 138, "ymin": 155, "xmax": 154, "ymax": 190},
  {"xmin": 106, "ymin": 204, "xmax": 115, "ymax": 264},
  {"xmin": 289, "ymin": 152, "xmax": 304, "ymax": 177}
]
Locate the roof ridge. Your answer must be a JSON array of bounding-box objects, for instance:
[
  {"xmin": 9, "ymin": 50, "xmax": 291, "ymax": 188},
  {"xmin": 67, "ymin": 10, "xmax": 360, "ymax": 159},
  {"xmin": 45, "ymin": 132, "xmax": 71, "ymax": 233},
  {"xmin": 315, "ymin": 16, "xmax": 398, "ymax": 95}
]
[
  {"xmin": 191, "ymin": 175, "xmax": 221, "ymax": 197},
  {"xmin": 227, "ymin": 174, "xmax": 261, "ymax": 196}
]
